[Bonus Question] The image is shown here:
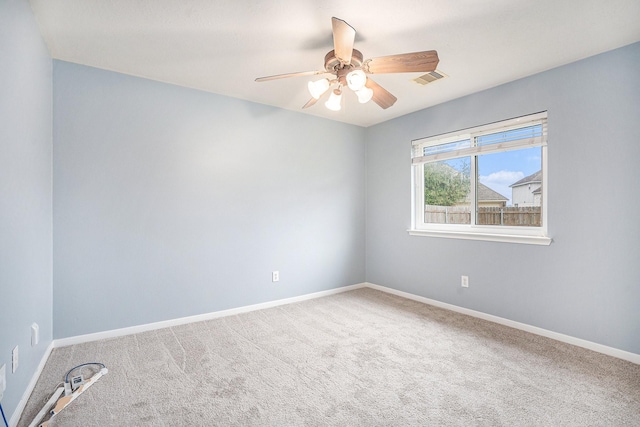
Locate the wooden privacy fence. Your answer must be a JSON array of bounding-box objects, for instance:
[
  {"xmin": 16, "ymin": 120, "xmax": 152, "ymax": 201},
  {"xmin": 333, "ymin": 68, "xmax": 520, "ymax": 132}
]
[
  {"xmin": 425, "ymin": 205, "xmax": 541, "ymax": 226},
  {"xmin": 425, "ymin": 205, "xmax": 470, "ymax": 224}
]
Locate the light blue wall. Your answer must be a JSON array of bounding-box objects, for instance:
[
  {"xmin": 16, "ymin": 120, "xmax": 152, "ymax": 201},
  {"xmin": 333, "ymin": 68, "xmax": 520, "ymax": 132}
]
[
  {"xmin": 0, "ymin": 0, "xmax": 53, "ymax": 419},
  {"xmin": 365, "ymin": 42, "xmax": 640, "ymax": 354},
  {"xmin": 52, "ymin": 61, "xmax": 366, "ymax": 338},
  {"xmin": 2, "ymin": 4, "xmax": 638, "ymax": 420}
]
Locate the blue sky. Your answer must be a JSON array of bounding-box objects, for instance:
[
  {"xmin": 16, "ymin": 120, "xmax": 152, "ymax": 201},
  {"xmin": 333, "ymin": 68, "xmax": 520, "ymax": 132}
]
[{"xmin": 478, "ymin": 147, "xmax": 541, "ymax": 205}]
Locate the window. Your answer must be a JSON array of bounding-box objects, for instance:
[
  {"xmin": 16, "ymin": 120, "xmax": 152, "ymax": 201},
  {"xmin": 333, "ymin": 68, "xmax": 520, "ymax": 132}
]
[{"xmin": 410, "ymin": 112, "xmax": 550, "ymax": 245}]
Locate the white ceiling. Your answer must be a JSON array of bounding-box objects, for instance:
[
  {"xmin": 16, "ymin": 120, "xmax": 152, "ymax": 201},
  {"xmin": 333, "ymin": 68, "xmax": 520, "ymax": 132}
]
[{"xmin": 29, "ymin": 0, "xmax": 640, "ymax": 127}]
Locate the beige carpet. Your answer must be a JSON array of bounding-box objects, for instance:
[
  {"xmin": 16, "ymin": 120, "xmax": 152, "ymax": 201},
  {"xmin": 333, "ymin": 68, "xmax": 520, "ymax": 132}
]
[{"xmin": 18, "ymin": 288, "xmax": 640, "ymax": 426}]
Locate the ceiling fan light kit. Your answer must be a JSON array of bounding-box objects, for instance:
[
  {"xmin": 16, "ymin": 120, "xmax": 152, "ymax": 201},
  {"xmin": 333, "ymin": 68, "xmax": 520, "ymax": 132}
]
[
  {"xmin": 355, "ymin": 86, "xmax": 373, "ymax": 104},
  {"xmin": 256, "ymin": 17, "xmax": 439, "ymax": 112},
  {"xmin": 345, "ymin": 69, "xmax": 367, "ymax": 91},
  {"xmin": 308, "ymin": 78, "xmax": 330, "ymax": 99},
  {"xmin": 308, "ymin": 69, "xmax": 370, "ymax": 108},
  {"xmin": 325, "ymin": 87, "xmax": 343, "ymax": 111}
]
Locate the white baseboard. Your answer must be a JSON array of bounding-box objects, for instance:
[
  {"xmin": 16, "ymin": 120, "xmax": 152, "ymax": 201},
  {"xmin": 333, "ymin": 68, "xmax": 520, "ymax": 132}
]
[
  {"xmin": 365, "ymin": 282, "xmax": 640, "ymax": 365},
  {"xmin": 12, "ymin": 284, "xmax": 367, "ymax": 425},
  {"xmin": 11, "ymin": 280, "xmax": 638, "ymax": 425},
  {"xmin": 54, "ymin": 283, "xmax": 367, "ymax": 348},
  {"xmin": 53, "ymin": 281, "xmax": 640, "ymax": 364},
  {"xmin": 10, "ymin": 341, "xmax": 54, "ymax": 427}
]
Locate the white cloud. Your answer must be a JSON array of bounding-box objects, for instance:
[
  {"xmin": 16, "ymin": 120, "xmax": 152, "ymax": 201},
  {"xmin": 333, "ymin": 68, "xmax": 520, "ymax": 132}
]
[{"xmin": 479, "ymin": 170, "xmax": 524, "ymax": 204}]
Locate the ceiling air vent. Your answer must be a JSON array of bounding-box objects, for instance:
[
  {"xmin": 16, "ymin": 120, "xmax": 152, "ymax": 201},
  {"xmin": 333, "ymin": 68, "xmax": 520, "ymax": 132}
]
[{"xmin": 413, "ymin": 70, "xmax": 447, "ymax": 86}]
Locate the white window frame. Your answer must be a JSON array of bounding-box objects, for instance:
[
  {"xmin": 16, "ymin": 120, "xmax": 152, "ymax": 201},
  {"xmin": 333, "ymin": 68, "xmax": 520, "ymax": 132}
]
[{"xmin": 409, "ymin": 112, "xmax": 551, "ymax": 245}]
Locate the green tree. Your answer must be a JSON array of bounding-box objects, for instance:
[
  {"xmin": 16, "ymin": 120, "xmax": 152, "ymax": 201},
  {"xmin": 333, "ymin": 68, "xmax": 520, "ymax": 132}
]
[{"xmin": 424, "ymin": 160, "xmax": 470, "ymax": 206}]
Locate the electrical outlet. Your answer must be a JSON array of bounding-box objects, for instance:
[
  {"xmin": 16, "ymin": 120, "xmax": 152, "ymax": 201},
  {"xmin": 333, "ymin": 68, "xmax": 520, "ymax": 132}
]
[
  {"xmin": 12, "ymin": 345, "xmax": 18, "ymax": 373},
  {"xmin": 32, "ymin": 322, "xmax": 40, "ymax": 346},
  {"xmin": 272, "ymin": 271, "xmax": 279, "ymax": 282},
  {"xmin": 71, "ymin": 374, "xmax": 85, "ymax": 391},
  {"xmin": 461, "ymin": 275, "xmax": 469, "ymax": 288},
  {"xmin": 0, "ymin": 364, "xmax": 6, "ymax": 401}
]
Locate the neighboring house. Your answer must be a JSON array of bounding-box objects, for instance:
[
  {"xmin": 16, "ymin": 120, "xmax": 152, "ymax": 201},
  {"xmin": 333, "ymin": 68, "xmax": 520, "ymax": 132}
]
[
  {"xmin": 455, "ymin": 182, "xmax": 508, "ymax": 208},
  {"xmin": 510, "ymin": 170, "xmax": 542, "ymax": 207},
  {"xmin": 532, "ymin": 186, "xmax": 542, "ymax": 207}
]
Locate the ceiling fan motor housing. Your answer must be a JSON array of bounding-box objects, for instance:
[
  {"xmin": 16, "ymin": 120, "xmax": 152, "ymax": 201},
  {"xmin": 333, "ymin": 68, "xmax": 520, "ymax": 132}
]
[{"xmin": 324, "ymin": 49, "xmax": 364, "ymax": 82}]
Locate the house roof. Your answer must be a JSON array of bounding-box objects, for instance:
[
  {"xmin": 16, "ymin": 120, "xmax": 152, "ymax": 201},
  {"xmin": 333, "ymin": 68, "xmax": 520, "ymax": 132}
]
[
  {"xmin": 510, "ymin": 170, "xmax": 542, "ymax": 187},
  {"xmin": 463, "ymin": 182, "xmax": 509, "ymax": 203},
  {"xmin": 477, "ymin": 183, "xmax": 509, "ymax": 202}
]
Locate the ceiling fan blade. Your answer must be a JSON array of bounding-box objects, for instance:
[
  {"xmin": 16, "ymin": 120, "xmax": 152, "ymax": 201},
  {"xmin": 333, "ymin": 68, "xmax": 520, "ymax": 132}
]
[
  {"xmin": 255, "ymin": 70, "xmax": 326, "ymax": 82},
  {"xmin": 332, "ymin": 17, "xmax": 356, "ymax": 65},
  {"xmin": 365, "ymin": 78, "xmax": 397, "ymax": 109},
  {"xmin": 363, "ymin": 50, "xmax": 439, "ymax": 74},
  {"xmin": 302, "ymin": 97, "xmax": 318, "ymax": 109}
]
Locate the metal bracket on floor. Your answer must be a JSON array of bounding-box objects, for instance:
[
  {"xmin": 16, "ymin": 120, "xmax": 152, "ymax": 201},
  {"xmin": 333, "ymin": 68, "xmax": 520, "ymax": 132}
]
[{"xmin": 28, "ymin": 367, "xmax": 108, "ymax": 427}]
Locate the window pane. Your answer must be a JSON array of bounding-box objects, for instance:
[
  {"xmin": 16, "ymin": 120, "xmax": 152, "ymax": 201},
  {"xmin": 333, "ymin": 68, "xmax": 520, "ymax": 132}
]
[
  {"xmin": 476, "ymin": 147, "xmax": 542, "ymax": 226},
  {"xmin": 424, "ymin": 158, "xmax": 471, "ymax": 224},
  {"xmin": 476, "ymin": 124, "xmax": 543, "ymax": 147}
]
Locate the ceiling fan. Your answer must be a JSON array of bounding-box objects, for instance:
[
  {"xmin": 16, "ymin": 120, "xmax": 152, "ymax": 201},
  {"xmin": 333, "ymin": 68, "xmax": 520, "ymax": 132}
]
[{"xmin": 255, "ymin": 17, "xmax": 439, "ymax": 111}]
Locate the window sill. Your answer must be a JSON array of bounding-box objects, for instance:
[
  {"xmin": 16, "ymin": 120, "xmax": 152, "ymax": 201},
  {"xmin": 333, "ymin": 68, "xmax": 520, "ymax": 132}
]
[{"xmin": 408, "ymin": 229, "xmax": 552, "ymax": 245}]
